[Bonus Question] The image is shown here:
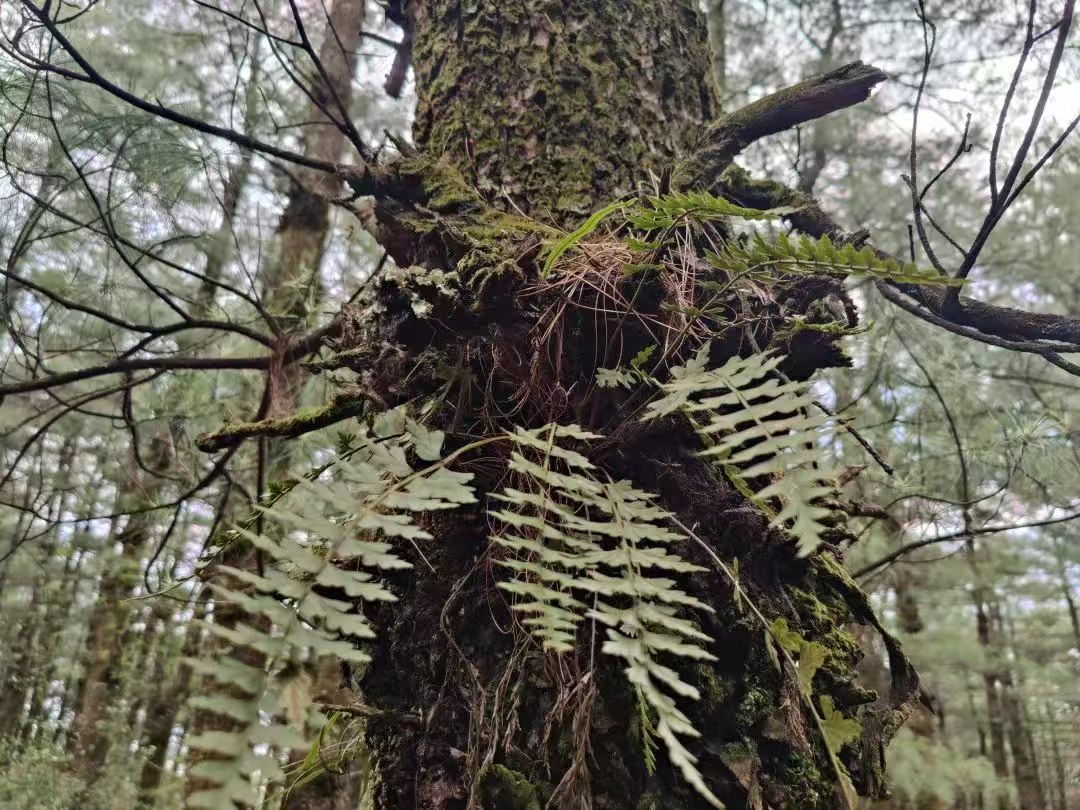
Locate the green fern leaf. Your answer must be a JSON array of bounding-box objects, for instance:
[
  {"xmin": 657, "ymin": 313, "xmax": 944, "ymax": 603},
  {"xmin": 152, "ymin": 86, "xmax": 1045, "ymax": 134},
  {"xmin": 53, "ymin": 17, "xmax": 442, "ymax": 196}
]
[
  {"xmin": 647, "ymin": 347, "xmax": 839, "ymax": 555},
  {"xmin": 709, "ymin": 232, "xmax": 964, "ymax": 287},
  {"xmin": 628, "ymin": 190, "xmax": 793, "ymax": 230},
  {"xmin": 186, "ymin": 412, "xmax": 476, "ymax": 801},
  {"xmin": 819, "ymin": 696, "xmax": 862, "ymax": 755},
  {"xmin": 492, "ymin": 425, "xmax": 724, "ymax": 808}
]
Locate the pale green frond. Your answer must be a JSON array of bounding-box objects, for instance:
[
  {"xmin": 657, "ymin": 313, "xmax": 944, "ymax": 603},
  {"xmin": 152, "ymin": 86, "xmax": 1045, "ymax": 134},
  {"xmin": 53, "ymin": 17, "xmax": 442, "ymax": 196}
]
[
  {"xmin": 597, "ymin": 366, "xmax": 641, "ymax": 389},
  {"xmin": 628, "ymin": 190, "xmax": 788, "ymax": 231},
  {"xmin": 314, "ymin": 565, "xmax": 398, "ymax": 600},
  {"xmin": 187, "ymin": 694, "xmax": 262, "ymax": 724},
  {"xmin": 492, "ymin": 424, "xmax": 722, "ymax": 806},
  {"xmin": 405, "ymin": 417, "xmax": 446, "ymax": 460},
  {"xmin": 185, "ymin": 657, "xmax": 264, "ymax": 695},
  {"xmin": 819, "ymin": 696, "xmax": 862, "ymax": 755},
  {"xmin": 187, "ymin": 409, "xmax": 474, "ymax": 801},
  {"xmin": 507, "ymin": 427, "xmax": 596, "ymax": 469},
  {"xmin": 335, "ymin": 536, "xmax": 414, "ymax": 570},
  {"xmin": 648, "ymin": 347, "xmax": 842, "ymax": 557}
]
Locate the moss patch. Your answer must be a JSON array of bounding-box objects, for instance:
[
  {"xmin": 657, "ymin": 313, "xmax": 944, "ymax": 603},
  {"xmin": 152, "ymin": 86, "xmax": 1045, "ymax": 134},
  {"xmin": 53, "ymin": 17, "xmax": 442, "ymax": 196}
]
[{"xmin": 477, "ymin": 764, "xmax": 543, "ymax": 810}]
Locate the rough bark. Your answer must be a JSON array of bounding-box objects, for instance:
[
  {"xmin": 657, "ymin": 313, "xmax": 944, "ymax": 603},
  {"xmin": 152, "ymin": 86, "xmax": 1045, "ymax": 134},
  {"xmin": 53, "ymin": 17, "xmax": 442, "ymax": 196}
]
[
  {"xmin": 409, "ymin": 0, "xmax": 714, "ymax": 220},
  {"xmin": 706, "ymin": 0, "xmax": 727, "ymax": 97}
]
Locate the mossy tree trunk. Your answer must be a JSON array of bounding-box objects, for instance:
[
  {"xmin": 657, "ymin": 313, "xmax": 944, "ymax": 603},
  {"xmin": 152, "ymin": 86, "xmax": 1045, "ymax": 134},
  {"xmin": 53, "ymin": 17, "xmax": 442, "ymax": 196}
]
[{"xmin": 287, "ymin": 2, "xmax": 923, "ymax": 809}]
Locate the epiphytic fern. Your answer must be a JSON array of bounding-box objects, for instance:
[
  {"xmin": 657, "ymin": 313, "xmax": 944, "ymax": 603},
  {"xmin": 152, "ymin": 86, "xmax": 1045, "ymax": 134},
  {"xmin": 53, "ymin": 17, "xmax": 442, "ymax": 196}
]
[
  {"xmin": 627, "ymin": 190, "xmax": 793, "ymax": 230},
  {"xmin": 186, "ymin": 409, "xmax": 476, "ymax": 809},
  {"xmin": 491, "ymin": 424, "xmax": 725, "ymax": 808},
  {"xmin": 709, "ymin": 231, "xmax": 963, "ymax": 287},
  {"xmin": 645, "ymin": 344, "xmax": 837, "ymax": 557}
]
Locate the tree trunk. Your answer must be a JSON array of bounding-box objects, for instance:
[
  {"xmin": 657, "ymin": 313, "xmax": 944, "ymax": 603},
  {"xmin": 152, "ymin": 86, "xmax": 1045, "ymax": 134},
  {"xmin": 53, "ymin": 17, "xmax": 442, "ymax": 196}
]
[
  {"xmin": 138, "ymin": 591, "xmax": 207, "ymax": 804},
  {"xmin": 1043, "ymin": 703, "xmax": 1067, "ymax": 810},
  {"xmin": 975, "ymin": 598, "xmax": 1011, "ymax": 810},
  {"xmin": 67, "ymin": 434, "xmax": 177, "ymax": 782},
  {"xmin": 0, "ymin": 437, "xmax": 76, "ymax": 744},
  {"xmin": 409, "ymin": 0, "xmax": 712, "ymax": 219},
  {"xmin": 991, "ymin": 605, "xmax": 1044, "ymax": 810},
  {"xmin": 292, "ymin": 2, "xmax": 922, "ymax": 808},
  {"xmin": 706, "ymin": 0, "xmax": 727, "ymax": 97},
  {"xmin": 1051, "ymin": 537, "xmax": 1080, "ymax": 653}
]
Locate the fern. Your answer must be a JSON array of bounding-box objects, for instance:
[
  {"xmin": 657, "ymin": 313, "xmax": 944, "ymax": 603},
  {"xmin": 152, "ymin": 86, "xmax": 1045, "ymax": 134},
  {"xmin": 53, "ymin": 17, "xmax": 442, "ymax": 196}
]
[
  {"xmin": 492, "ymin": 425, "xmax": 725, "ymax": 808},
  {"xmin": 186, "ymin": 410, "xmax": 476, "ymax": 809},
  {"xmin": 710, "ymin": 231, "xmax": 963, "ymax": 287},
  {"xmin": 627, "ymin": 190, "xmax": 794, "ymax": 230},
  {"xmin": 646, "ymin": 345, "xmax": 837, "ymax": 557},
  {"xmin": 189, "ymin": 385, "xmax": 847, "ymax": 808},
  {"xmin": 542, "ymin": 199, "xmax": 632, "ymax": 277}
]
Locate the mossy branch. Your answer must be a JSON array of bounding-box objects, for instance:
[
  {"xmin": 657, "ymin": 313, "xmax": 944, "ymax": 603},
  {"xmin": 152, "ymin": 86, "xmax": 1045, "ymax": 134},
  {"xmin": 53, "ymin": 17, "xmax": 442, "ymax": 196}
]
[
  {"xmin": 195, "ymin": 399, "xmax": 367, "ymax": 452},
  {"xmin": 675, "ymin": 61, "xmax": 888, "ymax": 190}
]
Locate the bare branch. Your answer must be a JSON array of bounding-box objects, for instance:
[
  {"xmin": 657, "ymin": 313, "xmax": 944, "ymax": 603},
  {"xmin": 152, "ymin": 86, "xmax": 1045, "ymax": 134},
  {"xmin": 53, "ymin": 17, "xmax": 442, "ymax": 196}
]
[
  {"xmin": 854, "ymin": 507, "xmax": 1080, "ymax": 578},
  {"xmin": 10, "ymin": 1, "xmax": 345, "ymax": 175}
]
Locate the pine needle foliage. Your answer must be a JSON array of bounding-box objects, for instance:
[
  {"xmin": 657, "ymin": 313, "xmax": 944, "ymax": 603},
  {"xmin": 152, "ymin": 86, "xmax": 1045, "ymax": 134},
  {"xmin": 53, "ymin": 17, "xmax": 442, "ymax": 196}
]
[
  {"xmin": 491, "ymin": 424, "xmax": 726, "ymax": 808},
  {"xmin": 185, "ymin": 410, "xmax": 476, "ymax": 809},
  {"xmin": 645, "ymin": 345, "xmax": 837, "ymax": 557}
]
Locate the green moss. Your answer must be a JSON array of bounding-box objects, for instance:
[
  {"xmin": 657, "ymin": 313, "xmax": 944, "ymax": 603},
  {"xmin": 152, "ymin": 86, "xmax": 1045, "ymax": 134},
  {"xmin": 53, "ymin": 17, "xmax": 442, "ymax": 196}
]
[
  {"xmin": 779, "ymin": 752, "xmax": 832, "ymax": 809},
  {"xmin": 787, "ymin": 585, "xmax": 860, "ymax": 687},
  {"xmin": 695, "ymin": 662, "xmax": 734, "ymax": 711},
  {"xmin": 396, "ymin": 155, "xmax": 484, "ymax": 214},
  {"xmin": 194, "ymin": 400, "xmax": 365, "ymax": 452},
  {"xmin": 716, "ymin": 739, "xmax": 755, "ymax": 763},
  {"xmin": 410, "ymin": 0, "xmax": 714, "ymax": 223},
  {"xmin": 736, "ymin": 685, "xmax": 776, "ymax": 733},
  {"xmin": 477, "ymin": 764, "xmax": 543, "ymax": 810}
]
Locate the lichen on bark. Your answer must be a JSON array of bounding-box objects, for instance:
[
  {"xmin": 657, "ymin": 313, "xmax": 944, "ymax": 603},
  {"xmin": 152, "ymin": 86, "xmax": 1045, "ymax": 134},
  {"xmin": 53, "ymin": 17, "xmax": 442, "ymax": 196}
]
[{"xmin": 409, "ymin": 0, "xmax": 714, "ymax": 220}]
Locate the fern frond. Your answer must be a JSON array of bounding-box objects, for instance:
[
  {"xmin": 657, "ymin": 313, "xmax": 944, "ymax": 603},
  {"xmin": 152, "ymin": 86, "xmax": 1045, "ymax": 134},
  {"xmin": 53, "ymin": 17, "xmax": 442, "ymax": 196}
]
[
  {"xmin": 646, "ymin": 347, "xmax": 837, "ymax": 557},
  {"xmin": 542, "ymin": 199, "xmax": 632, "ymax": 277},
  {"xmin": 628, "ymin": 190, "xmax": 794, "ymax": 230},
  {"xmin": 186, "ymin": 411, "xmax": 475, "ymax": 808},
  {"xmin": 492, "ymin": 425, "xmax": 724, "ymax": 808},
  {"xmin": 710, "ymin": 231, "xmax": 963, "ymax": 287}
]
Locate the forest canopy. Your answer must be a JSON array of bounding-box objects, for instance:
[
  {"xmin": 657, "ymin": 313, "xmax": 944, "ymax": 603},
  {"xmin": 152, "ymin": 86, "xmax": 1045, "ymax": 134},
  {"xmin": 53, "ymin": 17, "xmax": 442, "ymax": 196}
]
[{"xmin": 0, "ymin": 1, "xmax": 1078, "ymax": 809}]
